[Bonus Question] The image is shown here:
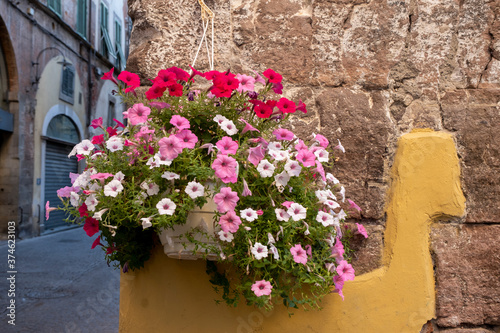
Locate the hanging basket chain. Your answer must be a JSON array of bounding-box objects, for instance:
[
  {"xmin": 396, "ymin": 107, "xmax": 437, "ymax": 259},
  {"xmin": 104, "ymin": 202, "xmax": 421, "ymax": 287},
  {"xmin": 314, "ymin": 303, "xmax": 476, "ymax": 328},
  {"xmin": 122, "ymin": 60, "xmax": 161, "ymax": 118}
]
[{"xmin": 192, "ymin": 0, "xmax": 215, "ymax": 71}]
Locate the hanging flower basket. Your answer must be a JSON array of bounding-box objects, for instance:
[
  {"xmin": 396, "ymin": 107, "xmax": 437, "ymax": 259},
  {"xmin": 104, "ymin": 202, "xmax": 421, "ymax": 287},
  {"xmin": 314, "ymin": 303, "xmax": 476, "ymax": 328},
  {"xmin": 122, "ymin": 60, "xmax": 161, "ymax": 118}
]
[{"xmin": 47, "ymin": 66, "xmax": 367, "ymax": 310}]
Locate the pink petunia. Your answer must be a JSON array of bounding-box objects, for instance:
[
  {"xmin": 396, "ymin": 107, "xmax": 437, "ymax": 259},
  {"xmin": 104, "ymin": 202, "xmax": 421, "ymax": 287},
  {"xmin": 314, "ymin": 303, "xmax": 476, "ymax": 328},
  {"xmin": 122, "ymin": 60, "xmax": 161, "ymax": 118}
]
[
  {"xmin": 211, "ymin": 155, "xmax": 238, "ymax": 180},
  {"xmin": 101, "ymin": 68, "xmax": 118, "ymax": 85},
  {"xmin": 236, "ymin": 74, "xmax": 256, "ymax": 93},
  {"xmin": 276, "ymin": 98, "xmax": 296, "ymax": 114},
  {"xmin": 90, "ymin": 173, "xmax": 114, "ymax": 181},
  {"xmin": 282, "ymin": 201, "xmax": 294, "ymax": 208},
  {"xmin": 296, "ymin": 100, "xmax": 308, "ymax": 113},
  {"xmin": 248, "ymin": 145, "xmax": 266, "ymax": 166},
  {"xmin": 336, "ymin": 260, "xmax": 355, "ymax": 281},
  {"xmin": 272, "ymin": 128, "xmax": 295, "ymax": 141},
  {"xmin": 117, "ymin": 70, "xmax": 140, "ymax": 88},
  {"xmin": 263, "ymin": 69, "xmax": 282, "ymax": 84},
  {"xmin": 356, "ymin": 223, "xmax": 368, "ymax": 238},
  {"xmin": 331, "ymin": 238, "xmax": 345, "ymax": 262},
  {"xmin": 216, "ymin": 136, "xmax": 238, "ymax": 155},
  {"xmin": 175, "ymin": 130, "xmax": 198, "ymax": 149},
  {"xmin": 90, "ymin": 117, "xmax": 103, "ymax": 129},
  {"xmin": 314, "ymin": 134, "xmax": 329, "ymax": 148},
  {"xmin": 219, "ymin": 211, "xmax": 242, "ymax": 233},
  {"xmin": 314, "ymin": 161, "xmax": 326, "ymax": 182},
  {"xmin": 170, "ymin": 115, "xmax": 190, "ymax": 130},
  {"xmin": 213, "ymin": 187, "xmax": 240, "ymax": 213},
  {"xmin": 126, "ymin": 103, "xmax": 151, "ymax": 126},
  {"xmin": 251, "ymin": 279, "xmax": 273, "ymax": 297},
  {"xmin": 296, "ymin": 149, "xmax": 316, "ymax": 167},
  {"xmin": 348, "ymin": 199, "xmax": 362, "ymax": 212},
  {"xmin": 158, "ymin": 135, "xmax": 184, "ymax": 160},
  {"xmin": 294, "ymin": 140, "xmax": 308, "ymax": 152},
  {"xmin": 239, "ymin": 118, "xmax": 260, "ymax": 134},
  {"xmin": 57, "ymin": 186, "xmax": 80, "ymax": 198},
  {"xmin": 45, "ymin": 201, "xmax": 57, "ymax": 220},
  {"xmin": 290, "ymin": 244, "xmax": 308, "ymax": 265},
  {"xmin": 241, "ymin": 178, "xmax": 252, "ymax": 197}
]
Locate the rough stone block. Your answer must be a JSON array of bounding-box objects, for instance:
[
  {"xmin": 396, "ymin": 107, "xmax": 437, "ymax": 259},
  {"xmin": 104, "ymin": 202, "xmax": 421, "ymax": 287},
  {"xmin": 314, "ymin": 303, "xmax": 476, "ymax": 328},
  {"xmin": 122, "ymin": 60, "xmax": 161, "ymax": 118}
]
[{"xmin": 431, "ymin": 224, "xmax": 500, "ymax": 327}]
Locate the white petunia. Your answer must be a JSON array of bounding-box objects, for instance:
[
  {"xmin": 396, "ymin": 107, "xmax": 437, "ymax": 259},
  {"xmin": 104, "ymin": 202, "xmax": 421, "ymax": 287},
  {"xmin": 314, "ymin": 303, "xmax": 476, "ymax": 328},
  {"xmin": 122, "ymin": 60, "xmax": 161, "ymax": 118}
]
[
  {"xmin": 316, "ymin": 211, "xmax": 335, "ymax": 227},
  {"xmin": 154, "ymin": 153, "xmax": 172, "ymax": 166},
  {"xmin": 146, "ymin": 156, "xmax": 160, "ymax": 169},
  {"xmin": 269, "ymin": 244, "xmax": 280, "ymax": 260},
  {"xmin": 240, "ymin": 208, "xmax": 258, "ymax": 222},
  {"xmin": 93, "ymin": 209, "xmax": 108, "ymax": 221},
  {"xmin": 285, "ymin": 160, "xmax": 302, "ymax": 177},
  {"xmin": 251, "ymin": 242, "xmax": 268, "ymax": 260},
  {"xmin": 114, "ymin": 171, "xmax": 125, "ymax": 182},
  {"xmin": 257, "ymin": 159, "xmax": 275, "ymax": 178},
  {"xmin": 213, "ymin": 114, "xmax": 229, "ymax": 125},
  {"xmin": 75, "ymin": 140, "xmax": 94, "ymax": 156},
  {"xmin": 275, "ymin": 208, "xmax": 290, "ymax": 222},
  {"xmin": 339, "ymin": 186, "xmax": 346, "ymax": 202},
  {"xmin": 220, "ymin": 119, "xmax": 238, "ymax": 136},
  {"xmin": 268, "ymin": 142, "xmax": 283, "ymax": 151},
  {"xmin": 324, "ymin": 199, "xmax": 340, "ymax": 210},
  {"xmin": 218, "ymin": 230, "xmax": 234, "ymax": 242},
  {"xmin": 274, "ymin": 171, "xmax": 290, "ymax": 192},
  {"xmin": 337, "ymin": 209, "xmax": 347, "ymax": 221},
  {"xmin": 314, "ymin": 149, "xmax": 329, "ymax": 163},
  {"xmin": 161, "ymin": 171, "xmax": 180, "ymax": 180},
  {"xmin": 326, "ymin": 173, "xmax": 340, "ymax": 184},
  {"xmin": 73, "ymin": 170, "xmax": 91, "ymax": 188},
  {"xmin": 269, "ymin": 149, "xmax": 288, "ymax": 161},
  {"xmin": 70, "ymin": 191, "xmax": 80, "ymax": 207},
  {"xmin": 134, "ymin": 192, "xmax": 148, "ymax": 205},
  {"xmin": 106, "ymin": 136, "xmax": 124, "ymax": 152},
  {"xmin": 141, "ymin": 217, "xmax": 153, "ymax": 229},
  {"xmin": 141, "ymin": 181, "xmax": 159, "ymax": 196},
  {"xmin": 185, "ymin": 181, "xmax": 205, "ymax": 199},
  {"xmin": 156, "ymin": 198, "xmax": 176, "ymax": 215},
  {"xmin": 104, "ymin": 179, "xmax": 124, "ymax": 197},
  {"xmin": 315, "ymin": 189, "xmax": 336, "ymax": 202},
  {"xmin": 287, "ymin": 202, "xmax": 307, "ymax": 221},
  {"xmin": 85, "ymin": 194, "xmax": 98, "ymax": 211}
]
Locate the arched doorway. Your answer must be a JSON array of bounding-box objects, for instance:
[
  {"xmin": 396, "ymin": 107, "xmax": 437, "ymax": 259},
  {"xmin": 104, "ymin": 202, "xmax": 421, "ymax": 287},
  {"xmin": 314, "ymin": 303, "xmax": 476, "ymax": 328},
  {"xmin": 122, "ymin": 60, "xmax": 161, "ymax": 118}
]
[{"xmin": 41, "ymin": 107, "xmax": 83, "ymax": 232}]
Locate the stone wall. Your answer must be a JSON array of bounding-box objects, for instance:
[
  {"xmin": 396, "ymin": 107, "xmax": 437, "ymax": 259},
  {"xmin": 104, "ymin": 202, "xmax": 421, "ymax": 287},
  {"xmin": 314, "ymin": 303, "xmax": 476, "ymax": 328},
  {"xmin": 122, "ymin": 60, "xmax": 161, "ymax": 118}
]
[{"xmin": 126, "ymin": 0, "xmax": 500, "ymax": 330}]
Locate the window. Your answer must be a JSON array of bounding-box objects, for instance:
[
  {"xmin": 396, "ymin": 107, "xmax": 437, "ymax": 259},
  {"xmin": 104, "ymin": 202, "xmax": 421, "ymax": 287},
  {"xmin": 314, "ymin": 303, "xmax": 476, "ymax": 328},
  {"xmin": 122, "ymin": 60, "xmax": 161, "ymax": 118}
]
[
  {"xmin": 107, "ymin": 99, "xmax": 115, "ymax": 128},
  {"xmin": 60, "ymin": 65, "xmax": 75, "ymax": 104},
  {"xmin": 77, "ymin": 0, "xmax": 87, "ymax": 38},
  {"xmin": 47, "ymin": 0, "xmax": 61, "ymax": 15},
  {"xmin": 114, "ymin": 19, "xmax": 125, "ymax": 70},
  {"xmin": 100, "ymin": 2, "xmax": 115, "ymax": 60}
]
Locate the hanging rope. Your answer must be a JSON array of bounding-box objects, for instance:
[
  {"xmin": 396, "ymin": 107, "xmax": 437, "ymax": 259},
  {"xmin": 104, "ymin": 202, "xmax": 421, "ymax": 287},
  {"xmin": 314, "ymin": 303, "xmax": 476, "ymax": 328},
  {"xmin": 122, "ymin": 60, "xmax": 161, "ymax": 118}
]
[{"xmin": 191, "ymin": 0, "xmax": 215, "ymax": 71}]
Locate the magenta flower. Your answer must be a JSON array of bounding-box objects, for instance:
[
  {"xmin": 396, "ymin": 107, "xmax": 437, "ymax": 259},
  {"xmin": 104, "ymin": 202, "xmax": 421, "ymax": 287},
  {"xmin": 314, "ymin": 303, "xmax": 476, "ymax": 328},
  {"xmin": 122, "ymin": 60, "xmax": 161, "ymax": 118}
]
[
  {"xmin": 126, "ymin": 103, "xmax": 151, "ymax": 126},
  {"xmin": 356, "ymin": 223, "xmax": 368, "ymax": 238},
  {"xmin": 83, "ymin": 217, "xmax": 99, "ymax": 237},
  {"xmin": 294, "ymin": 140, "xmax": 308, "ymax": 152},
  {"xmin": 211, "ymin": 155, "xmax": 238, "ymax": 180},
  {"xmin": 296, "ymin": 100, "xmax": 308, "ymax": 113},
  {"xmin": 90, "ymin": 117, "xmax": 103, "ymax": 129},
  {"xmin": 251, "ymin": 279, "xmax": 273, "ymax": 297},
  {"xmin": 241, "ymin": 178, "xmax": 252, "ymax": 197},
  {"xmin": 45, "ymin": 201, "xmax": 57, "ymax": 220},
  {"xmin": 276, "ymin": 98, "xmax": 296, "ymax": 114},
  {"xmin": 248, "ymin": 144, "xmax": 266, "ymax": 166},
  {"xmin": 170, "ymin": 115, "xmax": 190, "ymax": 130},
  {"xmin": 158, "ymin": 135, "xmax": 184, "ymax": 160},
  {"xmin": 214, "ymin": 187, "xmax": 240, "ymax": 213},
  {"xmin": 175, "ymin": 130, "xmax": 198, "ymax": 149},
  {"xmin": 219, "ymin": 211, "xmax": 242, "ymax": 233},
  {"xmin": 101, "ymin": 68, "xmax": 118, "ymax": 85},
  {"xmin": 290, "ymin": 244, "xmax": 308, "ymax": 265},
  {"xmin": 348, "ymin": 199, "xmax": 362, "ymax": 213},
  {"xmin": 282, "ymin": 201, "xmax": 293, "ymax": 208},
  {"xmin": 216, "ymin": 136, "xmax": 238, "ymax": 155},
  {"xmin": 296, "ymin": 149, "xmax": 316, "ymax": 167},
  {"xmin": 333, "ymin": 275, "xmax": 345, "ymax": 300},
  {"xmin": 239, "ymin": 118, "xmax": 260, "ymax": 134},
  {"xmin": 331, "ymin": 238, "xmax": 345, "ymax": 262},
  {"xmin": 336, "ymin": 260, "xmax": 355, "ymax": 281},
  {"xmin": 90, "ymin": 173, "xmax": 114, "ymax": 181},
  {"xmin": 272, "ymin": 128, "xmax": 295, "ymax": 141},
  {"xmin": 314, "ymin": 161, "xmax": 326, "ymax": 181}
]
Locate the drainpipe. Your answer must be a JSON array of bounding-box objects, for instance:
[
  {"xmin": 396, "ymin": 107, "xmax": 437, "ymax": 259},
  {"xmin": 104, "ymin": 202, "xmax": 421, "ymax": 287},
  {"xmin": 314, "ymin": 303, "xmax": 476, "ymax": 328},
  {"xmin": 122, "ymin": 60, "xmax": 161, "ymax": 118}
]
[{"xmin": 87, "ymin": 0, "xmax": 93, "ymax": 130}]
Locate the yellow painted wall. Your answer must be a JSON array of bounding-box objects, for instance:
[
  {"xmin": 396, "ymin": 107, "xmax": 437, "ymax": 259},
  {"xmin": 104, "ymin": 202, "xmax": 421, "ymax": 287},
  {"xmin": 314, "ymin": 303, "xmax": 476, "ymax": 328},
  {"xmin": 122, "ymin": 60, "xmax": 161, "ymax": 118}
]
[{"xmin": 119, "ymin": 130, "xmax": 465, "ymax": 333}]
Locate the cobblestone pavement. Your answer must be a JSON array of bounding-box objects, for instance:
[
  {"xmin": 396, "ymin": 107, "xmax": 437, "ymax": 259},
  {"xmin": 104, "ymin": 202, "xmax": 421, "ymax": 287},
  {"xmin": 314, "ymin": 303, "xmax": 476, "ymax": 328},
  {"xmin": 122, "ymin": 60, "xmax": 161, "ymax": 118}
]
[{"xmin": 0, "ymin": 227, "xmax": 120, "ymax": 333}]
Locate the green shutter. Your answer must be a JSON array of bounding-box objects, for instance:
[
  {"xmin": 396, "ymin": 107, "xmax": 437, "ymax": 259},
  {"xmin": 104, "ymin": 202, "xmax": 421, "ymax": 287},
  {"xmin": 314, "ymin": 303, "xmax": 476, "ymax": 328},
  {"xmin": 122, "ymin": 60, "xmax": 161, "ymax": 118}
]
[
  {"xmin": 77, "ymin": 0, "xmax": 87, "ymax": 37},
  {"xmin": 48, "ymin": 0, "xmax": 61, "ymax": 15}
]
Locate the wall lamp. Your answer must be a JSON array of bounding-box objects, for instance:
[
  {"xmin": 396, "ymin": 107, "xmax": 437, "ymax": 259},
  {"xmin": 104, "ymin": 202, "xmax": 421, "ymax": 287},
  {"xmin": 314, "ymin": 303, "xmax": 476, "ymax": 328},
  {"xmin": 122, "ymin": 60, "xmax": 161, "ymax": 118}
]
[{"xmin": 32, "ymin": 46, "xmax": 72, "ymax": 86}]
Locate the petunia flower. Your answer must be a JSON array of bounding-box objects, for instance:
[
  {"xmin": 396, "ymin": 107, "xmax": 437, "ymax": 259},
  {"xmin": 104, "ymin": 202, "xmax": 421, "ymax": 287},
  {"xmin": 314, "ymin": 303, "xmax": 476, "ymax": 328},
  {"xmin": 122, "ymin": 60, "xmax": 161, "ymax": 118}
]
[
  {"xmin": 314, "ymin": 134, "xmax": 329, "ymax": 148},
  {"xmin": 141, "ymin": 181, "xmax": 159, "ymax": 196},
  {"xmin": 236, "ymin": 74, "xmax": 255, "ymax": 93},
  {"xmin": 85, "ymin": 194, "xmax": 98, "ymax": 211},
  {"xmin": 296, "ymin": 99, "xmax": 307, "ymax": 113},
  {"xmin": 335, "ymin": 139, "xmax": 345, "ymax": 153},
  {"xmin": 45, "ymin": 201, "xmax": 57, "ymax": 220},
  {"xmin": 290, "ymin": 244, "xmax": 308, "ymax": 265},
  {"xmin": 263, "ymin": 68, "xmax": 282, "ymax": 84},
  {"xmin": 251, "ymin": 279, "xmax": 273, "ymax": 297},
  {"xmin": 175, "ymin": 130, "xmax": 198, "ymax": 149},
  {"xmin": 213, "ymin": 114, "xmax": 229, "ymax": 125},
  {"xmin": 269, "ymin": 149, "xmax": 288, "ymax": 161},
  {"xmin": 241, "ymin": 178, "xmax": 252, "ymax": 197},
  {"xmin": 156, "ymin": 198, "xmax": 176, "ymax": 215},
  {"xmin": 218, "ymin": 230, "xmax": 234, "ymax": 242},
  {"xmin": 126, "ymin": 103, "xmax": 151, "ymax": 126},
  {"xmin": 356, "ymin": 223, "xmax": 368, "ymax": 238},
  {"xmin": 220, "ymin": 119, "xmax": 238, "ymax": 136},
  {"xmin": 239, "ymin": 118, "xmax": 259, "ymax": 134},
  {"xmin": 339, "ymin": 186, "xmax": 346, "ymax": 202},
  {"xmin": 248, "ymin": 145, "xmax": 266, "ymax": 166},
  {"xmin": 326, "ymin": 173, "xmax": 340, "ymax": 184},
  {"xmin": 218, "ymin": 211, "xmax": 242, "ymax": 233},
  {"xmin": 285, "ymin": 160, "xmax": 302, "ymax": 177},
  {"xmin": 331, "ymin": 237, "xmax": 345, "ymax": 262},
  {"xmin": 106, "ymin": 136, "xmax": 124, "ymax": 152},
  {"xmin": 294, "ymin": 139, "xmax": 308, "ymax": 152},
  {"xmin": 251, "ymin": 242, "xmax": 269, "ymax": 260},
  {"xmin": 83, "ymin": 217, "xmax": 99, "ymax": 237},
  {"xmin": 316, "ymin": 211, "xmax": 335, "ymax": 227},
  {"xmin": 170, "ymin": 115, "xmax": 190, "ymax": 130},
  {"xmin": 272, "ymin": 128, "xmax": 295, "ymax": 141},
  {"xmin": 296, "ymin": 149, "xmax": 316, "ymax": 167},
  {"xmin": 276, "ymin": 98, "xmax": 296, "ymax": 114},
  {"xmin": 185, "ymin": 181, "xmax": 205, "ymax": 199},
  {"xmin": 336, "ymin": 260, "xmax": 355, "ymax": 281},
  {"xmin": 154, "ymin": 69, "xmax": 177, "ymax": 87},
  {"xmin": 211, "ymin": 155, "xmax": 238, "ymax": 181},
  {"xmin": 240, "ymin": 208, "xmax": 258, "ymax": 222},
  {"xmin": 287, "ymin": 202, "xmax": 307, "ymax": 221},
  {"xmin": 314, "ymin": 149, "xmax": 329, "ymax": 162},
  {"xmin": 256, "ymin": 159, "xmax": 275, "ymax": 178},
  {"xmin": 161, "ymin": 171, "xmax": 180, "ymax": 180},
  {"xmin": 274, "ymin": 171, "xmax": 290, "ymax": 191},
  {"xmin": 145, "ymin": 83, "xmax": 166, "ymax": 100},
  {"xmin": 114, "ymin": 171, "xmax": 125, "ymax": 182},
  {"xmin": 117, "ymin": 70, "xmax": 140, "ymax": 88},
  {"xmin": 104, "ymin": 180, "xmax": 124, "ymax": 197},
  {"xmin": 348, "ymin": 199, "xmax": 362, "ymax": 212},
  {"xmin": 216, "ymin": 136, "xmax": 238, "ymax": 155},
  {"xmin": 323, "ymin": 199, "xmax": 340, "ymax": 210},
  {"xmin": 275, "ymin": 208, "xmax": 290, "ymax": 222},
  {"xmin": 158, "ymin": 135, "xmax": 183, "ymax": 160},
  {"xmin": 101, "ymin": 68, "xmax": 118, "ymax": 85},
  {"xmin": 141, "ymin": 217, "xmax": 153, "ymax": 229},
  {"xmin": 90, "ymin": 117, "xmax": 103, "ymax": 129},
  {"xmin": 213, "ymin": 187, "xmax": 239, "ymax": 213},
  {"xmin": 74, "ymin": 140, "xmax": 95, "ymax": 156}
]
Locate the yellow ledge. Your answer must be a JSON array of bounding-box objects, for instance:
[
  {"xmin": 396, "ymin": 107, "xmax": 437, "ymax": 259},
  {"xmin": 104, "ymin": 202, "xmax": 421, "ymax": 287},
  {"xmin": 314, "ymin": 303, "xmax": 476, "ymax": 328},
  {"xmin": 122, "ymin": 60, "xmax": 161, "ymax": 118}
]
[{"xmin": 119, "ymin": 130, "xmax": 465, "ymax": 333}]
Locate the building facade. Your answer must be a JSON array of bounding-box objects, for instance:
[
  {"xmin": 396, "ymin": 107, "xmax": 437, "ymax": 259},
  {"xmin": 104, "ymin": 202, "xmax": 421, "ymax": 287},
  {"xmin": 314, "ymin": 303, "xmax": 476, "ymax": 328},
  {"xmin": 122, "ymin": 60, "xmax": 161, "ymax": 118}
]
[{"xmin": 0, "ymin": 0, "xmax": 130, "ymax": 238}]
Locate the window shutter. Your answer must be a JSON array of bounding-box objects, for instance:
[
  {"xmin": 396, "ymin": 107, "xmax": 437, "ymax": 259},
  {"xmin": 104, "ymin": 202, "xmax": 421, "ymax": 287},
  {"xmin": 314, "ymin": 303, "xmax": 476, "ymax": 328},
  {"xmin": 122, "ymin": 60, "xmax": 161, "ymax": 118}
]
[{"xmin": 77, "ymin": 0, "xmax": 87, "ymax": 37}]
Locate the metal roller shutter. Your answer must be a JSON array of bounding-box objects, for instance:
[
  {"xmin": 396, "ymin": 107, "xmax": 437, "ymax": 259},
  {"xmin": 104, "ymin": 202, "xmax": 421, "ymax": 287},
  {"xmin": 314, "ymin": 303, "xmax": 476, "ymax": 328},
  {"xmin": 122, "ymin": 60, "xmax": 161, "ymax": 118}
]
[{"xmin": 44, "ymin": 141, "xmax": 78, "ymax": 231}]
